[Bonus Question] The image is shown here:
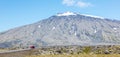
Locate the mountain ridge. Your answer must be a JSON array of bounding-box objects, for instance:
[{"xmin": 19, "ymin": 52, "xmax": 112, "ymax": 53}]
[{"xmin": 0, "ymin": 12, "xmax": 120, "ymax": 48}]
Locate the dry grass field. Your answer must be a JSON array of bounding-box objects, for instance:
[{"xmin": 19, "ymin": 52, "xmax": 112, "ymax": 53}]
[
  {"xmin": 0, "ymin": 45, "xmax": 120, "ymax": 57},
  {"xmin": 1, "ymin": 52, "xmax": 120, "ymax": 57},
  {"xmin": 25, "ymin": 54, "xmax": 120, "ymax": 57},
  {"xmin": 0, "ymin": 49, "xmax": 9, "ymax": 52}
]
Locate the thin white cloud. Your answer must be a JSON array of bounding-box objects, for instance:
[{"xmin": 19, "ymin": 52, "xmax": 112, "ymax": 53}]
[
  {"xmin": 62, "ymin": 0, "xmax": 93, "ymax": 8},
  {"xmin": 62, "ymin": 0, "xmax": 75, "ymax": 6},
  {"xmin": 76, "ymin": 1, "xmax": 92, "ymax": 8}
]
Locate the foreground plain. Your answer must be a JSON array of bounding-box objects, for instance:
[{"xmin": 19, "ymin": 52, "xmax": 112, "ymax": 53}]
[
  {"xmin": 0, "ymin": 45, "xmax": 120, "ymax": 57},
  {"xmin": 26, "ymin": 54, "xmax": 120, "ymax": 57}
]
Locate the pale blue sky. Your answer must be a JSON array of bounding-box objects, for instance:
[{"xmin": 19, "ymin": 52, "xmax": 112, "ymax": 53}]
[{"xmin": 0, "ymin": 0, "xmax": 120, "ymax": 32}]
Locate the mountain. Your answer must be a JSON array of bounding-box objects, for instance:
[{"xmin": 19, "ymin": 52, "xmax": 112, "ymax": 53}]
[{"xmin": 0, "ymin": 12, "xmax": 120, "ymax": 48}]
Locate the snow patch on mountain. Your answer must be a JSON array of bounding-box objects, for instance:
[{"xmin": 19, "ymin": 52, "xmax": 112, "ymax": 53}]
[
  {"xmin": 52, "ymin": 27, "xmax": 56, "ymax": 30},
  {"xmin": 81, "ymin": 14, "xmax": 105, "ymax": 19},
  {"xmin": 113, "ymin": 28, "xmax": 117, "ymax": 30},
  {"xmin": 94, "ymin": 30, "xmax": 97, "ymax": 33},
  {"xmin": 57, "ymin": 11, "xmax": 76, "ymax": 16},
  {"xmin": 38, "ymin": 25, "xmax": 41, "ymax": 28}
]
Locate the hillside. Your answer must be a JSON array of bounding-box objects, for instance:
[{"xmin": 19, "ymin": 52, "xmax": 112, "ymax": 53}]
[{"xmin": 0, "ymin": 12, "xmax": 120, "ymax": 48}]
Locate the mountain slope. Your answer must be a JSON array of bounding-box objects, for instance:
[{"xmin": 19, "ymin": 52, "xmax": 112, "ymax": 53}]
[{"xmin": 0, "ymin": 12, "xmax": 120, "ymax": 48}]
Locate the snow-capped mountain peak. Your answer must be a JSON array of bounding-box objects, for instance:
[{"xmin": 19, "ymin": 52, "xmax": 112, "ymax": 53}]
[
  {"xmin": 0, "ymin": 11, "xmax": 120, "ymax": 48},
  {"xmin": 56, "ymin": 12, "xmax": 105, "ymax": 19},
  {"xmin": 56, "ymin": 11, "xmax": 77, "ymax": 16}
]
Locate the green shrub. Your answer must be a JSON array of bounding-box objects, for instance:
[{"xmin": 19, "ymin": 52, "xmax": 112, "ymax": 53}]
[{"xmin": 83, "ymin": 46, "xmax": 91, "ymax": 54}]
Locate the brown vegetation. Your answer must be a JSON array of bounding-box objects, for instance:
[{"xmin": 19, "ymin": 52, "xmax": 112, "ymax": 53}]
[{"xmin": 0, "ymin": 45, "xmax": 120, "ymax": 57}]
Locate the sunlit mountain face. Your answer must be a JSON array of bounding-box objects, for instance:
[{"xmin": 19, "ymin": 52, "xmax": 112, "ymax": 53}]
[{"xmin": 0, "ymin": 12, "xmax": 120, "ymax": 48}]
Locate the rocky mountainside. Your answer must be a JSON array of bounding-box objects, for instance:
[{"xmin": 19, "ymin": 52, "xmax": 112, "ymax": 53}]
[{"xmin": 0, "ymin": 12, "xmax": 120, "ymax": 48}]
